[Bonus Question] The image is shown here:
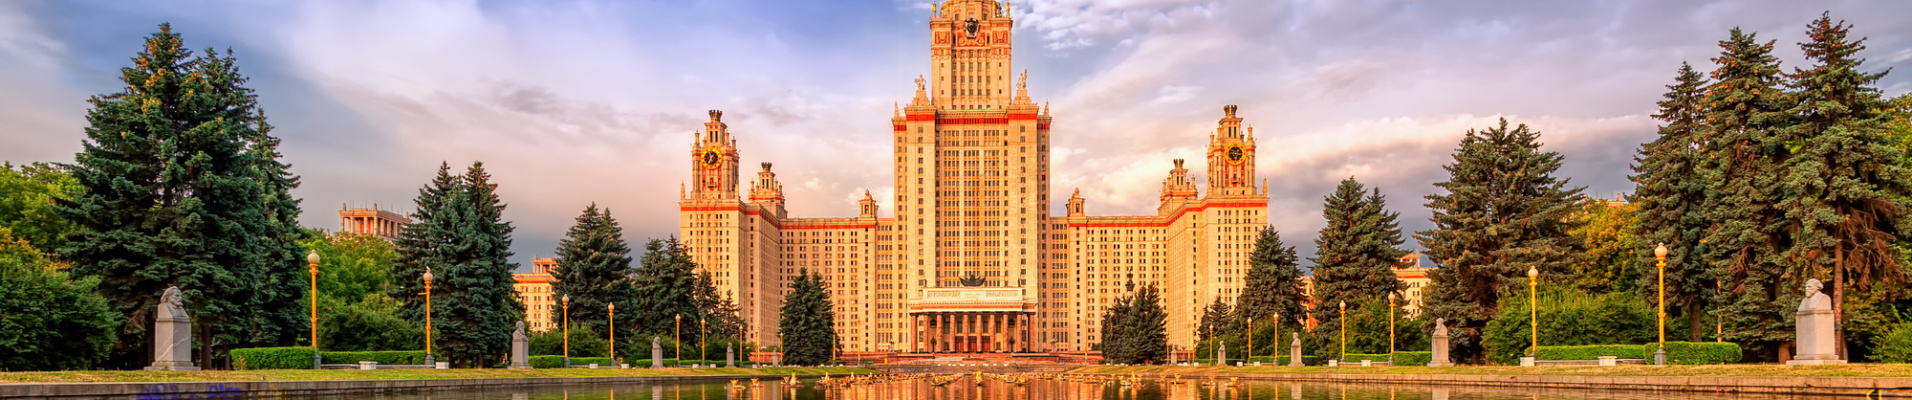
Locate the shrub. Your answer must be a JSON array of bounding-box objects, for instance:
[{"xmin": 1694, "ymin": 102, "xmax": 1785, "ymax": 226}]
[
  {"xmin": 1484, "ymin": 288, "xmax": 1653, "ymax": 365},
  {"xmin": 1873, "ymin": 322, "xmax": 1912, "ymax": 363},
  {"xmin": 529, "ymin": 355, "xmax": 566, "ymax": 368},
  {"xmin": 1343, "ymin": 353, "xmax": 1389, "ymax": 362},
  {"xmin": 320, "ymin": 351, "xmax": 430, "ymax": 365},
  {"xmin": 1643, "ymin": 342, "xmax": 1741, "ymax": 365},
  {"xmin": 529, "ymin": 326, "xmax": 609, "ymax": 357},
  {"xmin": 1273, "ymin": 355, "xmax": 1320, "ymax": 366},
  {"xmin": 0, "ymin": 243, "xmax": 120, "ymax": 371},
  {"xmin": 231, "ymin": 347, "xmax": 318, "ymax": 370},
  {"xmin": 1536, "ymin": 345, "xmax": 1645, "ymax": 360},
  {"xmin": 1392, "ymin": 351, "xmax": 1431, "ymax": 366},
  {"xmin": 315, "ymin": 295, "xmax": 424, "ymax": 352}
]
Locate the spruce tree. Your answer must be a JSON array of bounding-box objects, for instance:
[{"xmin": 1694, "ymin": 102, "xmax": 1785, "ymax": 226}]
[
  {"xmin": 1099, "ymin": 283, "xmax": 1167, "ymax": 364},
  {"xmin": 693, "ymin": 271, "xmax": 746, "ymax": 341},
  {"xmin": 391, "ymin": 163, "xmax": 460, "ymax": 323},
  {"xmin": 1629, "ymin": 62, "xmax": 1715, "ymax": 341},
  {"xmin": 60, "ymin": 24, "xmax": 303, "ymax": 367},
  {"xmin": 778, "ymin": 269, "xmax": 837, "ymax": 365},
  {"xmin": 633, "ymin": 237, "xmax": 702, "ymax": 341},
  {"xmin": 1780, "ymin": 13, "xmax": 1909, "ymax": 357},
  {"xmin": 438, "ymin": 162, "xmax": 522, "ymax": 367},
  {"xmin": 1416, "ymin": 118, "xmax": 1585, "ymax": 364},
  {"xmin": 1237, "ymin": 228, "xmax": 1307, "ymax": 331},
  {"xmin": 1196, "ymin": 298, "xmax": 1235, "ymax": 342},
  {"xmin": 1309, "ymin": 178, "xmax": 1407, "ymax": 351},
  {"xmin": 549, "ymin": 203, "xmax": 634, "ymax": 335},
  {"xmin": 1698, "ymin": 28, "xmax": 1796, "ymax": 359}
]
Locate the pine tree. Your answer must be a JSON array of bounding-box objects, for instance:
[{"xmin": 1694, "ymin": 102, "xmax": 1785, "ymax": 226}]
[
  {"xmin": 436, "ymin": 162, "xmax": 522, "ymax": 367},
  {"xmin": 778, "ymin": 268, "xmax": 837, "ymax": 365},
  {"xmin": 1309, "ymin": 178, "xmax": 1408, "ymax": 351},
  {"xmin": 59, "ymin": 24, "xmax": 303, "ymax": 368},
  {"xmin": 1100, "ymin": 283, "xmax": 1167, "ymax": 364},
  {"xmin": 1698, "ymin": 28, "xmax": 1796, "ymax": 359},
  {"xmin": 633, "ymin": 237, "xmax": 702, "ymax": 341},
  {"xmin": 693, "ymin": 271, "xmax": 746, "ymax": 342},
  {"xmin": 1417, "ymin": 118, "xmax": 1585, "ymax": 364},
  {"xmin": 1237, "ymin": 228, "xmax": 1307, "ymax": 331},
  {"xmin": 1629, "ymin": 62, "xmax": 1716, "ymax": 342},
  {"xmin": 1196, "ymin": 298, "xmax": 1236, "ymax": 342},
  {"xmin": 549, "ymin": 203, "xmax": 634, "ymax": 335},
  {"xmin": 1780, "ymin": 13, "xmax": 1910, "ymax": 358}
]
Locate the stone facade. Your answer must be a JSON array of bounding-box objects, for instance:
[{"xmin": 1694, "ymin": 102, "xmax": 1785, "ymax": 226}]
[
  {"xmin": 336, "ymin": 204, "xmax": 408, "ymax": 241},
  {"xmin": 512, "ymin": 258, "xmax": 558, "ymax": 332},
  {"xmin": 674, "ymin": 0, "xmax": 1267, "ymax": 354}
]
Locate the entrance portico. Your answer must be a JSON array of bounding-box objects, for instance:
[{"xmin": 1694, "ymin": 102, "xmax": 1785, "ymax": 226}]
[{"xmin": 907, "ymin": 288, "xmax": 1036, "ymax": 353}]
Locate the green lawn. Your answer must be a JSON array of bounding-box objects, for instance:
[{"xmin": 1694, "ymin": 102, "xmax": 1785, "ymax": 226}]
[
  {"xmin": 1070, "ymin": 364, "xmax": 1912, "ymax": 378},
  {"xmin": 0, "ymin": 366, "xmax": 875, "ymax": 383}
]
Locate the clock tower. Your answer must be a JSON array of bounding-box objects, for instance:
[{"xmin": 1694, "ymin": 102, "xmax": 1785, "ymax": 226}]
[
  {"xmin": 690, "ymin": 109, "xmax": 739, "ymax": 200},
  {"xmin": 1207, "ymin": 104, "xmax": 1256, "ymax": 197}
]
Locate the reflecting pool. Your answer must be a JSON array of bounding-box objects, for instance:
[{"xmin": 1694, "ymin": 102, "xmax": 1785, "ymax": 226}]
[{"xmin": 267, "ymin": 374, "xmax": 1826, "ymax": 400}]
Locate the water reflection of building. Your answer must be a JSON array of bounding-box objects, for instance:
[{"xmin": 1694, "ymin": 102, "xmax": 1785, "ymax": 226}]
[{"xmin": 675, "ymin": 0, "xmax": 1266, "ymax": 357}]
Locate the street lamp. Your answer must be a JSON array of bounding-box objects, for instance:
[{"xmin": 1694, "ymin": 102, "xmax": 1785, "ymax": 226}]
[
  {"xmin": 701, "ymin": 318, "xmax": 708, "ymax": 364},
  {"xmin": 1527, "ymin": 266, "xmax": 1539, "ymax": 358},
  {"xmin": 675, "ymin": 314, "xmax": 682, "ymax": 365},
  {"xmin": 307, "ymin": 250, "xmax": 320, "ymax": 369},
  {"xmin": 1389, "ymin": 292, "xmax": 1397, "ymax": 364},
  {"xmin": 1246, "ymin": 316, "xmax": 1254, "ymax": 362},
  {"xmin": 1338, "ymin": 300, "xmax": 1346, "ymax": 362},
  {"xmin": 1654, "ymin": 242, "xmax": 1669, "ymax": 365},
  {"xmin": 562, "ymin": 294, "xmax": 570, "ymax": 367},
  {"xmin": 423, "ymin": 267, "xmax": 434, "ymax": 366},
  {"xmin": 608, "ymin": 303, "xmax": 616, "ymax": 364}
]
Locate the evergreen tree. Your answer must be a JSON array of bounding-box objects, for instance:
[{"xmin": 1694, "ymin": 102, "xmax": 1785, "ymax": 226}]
[
  {"xmin": 1196, "ymin": 298, "xmax": 1236, "ymax": 342},
  {"xmin": 391, "ymin": 163, "xmax": 460, "ymax": 323},
  {"xmin": 59, "ymin": 24, "xmax": 303, "ymax": 368},
  {"xmin": 1416, "ymin": 118, "xmax": 1585, "ymax": 364},
  {"xmin": 1309, "ymin": 178, "xmax": 1408, "ymax": 351},
  {"xmin": 1100, "ymin": 283, "xmax": 1168, "ymax": 364},
  {"xmin": 1629, "ymin": 62, "xmax": 1716, "ymax": 341},
  {"xmin": 1697, "ymin": 28, "xmax": 1797, "ymax": 360},
  {"xmin": 693, "ymin": 271, "xmax": 746, "ymax": 341},
  {"xmin": 633, "ymin": 237, "xmax": 702, "ymax": 343},
  {"xmin": 778, "ymin": 268, "xmax": 837, "ymax": 365},
  {"xmin": 1237, "ymin": 228, "xmax": 1307, "ymax": 331},
  {"xmin": 1780, "ymin": 13, "xmax": 1910, "ymax": 358},
  {"xmin": 549, "ymin": 203, "xmax": 634, "ymax": 335}
]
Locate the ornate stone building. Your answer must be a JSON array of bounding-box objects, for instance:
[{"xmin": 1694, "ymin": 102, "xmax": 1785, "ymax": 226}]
[
  {"xmin": 677, "ymin": 0, "xmax": 1267, "ymax": 355},
  {"xmin": 337, "ymin": 204, "xmax": 409, "ymax": 241}
]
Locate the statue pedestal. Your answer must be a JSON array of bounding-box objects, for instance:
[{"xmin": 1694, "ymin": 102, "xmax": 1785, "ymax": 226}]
[
  {"xmin": 146, "ymin": 287, "xmax": 199, "ymax": 371},
  {"xmin": 1790, "ymin": 279, "xmax": 1846, "ymax": 365}
]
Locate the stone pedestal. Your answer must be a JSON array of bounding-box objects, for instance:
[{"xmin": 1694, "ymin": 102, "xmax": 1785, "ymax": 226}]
[
  {"xmin": 651, "ymin": 337, "xmax": 664, "ymax": 368},
  {"xmin": 1790, "ymin": 279, "xmax": 1846, "ymax": 365},
  {"xmin": 145, "ymin": 287, "xmax": 200, "ymax": 371},
  {"xmin": 1597, "ymin": 356, "xmax": 1617, "ymax": 366},
  {"xmin": 1288, "ymin": 333, "xmax": 1303, "ymax": 367},
  {"xmin": 1427, "ymin": 318, "xmax": 1452, "ymax": 367},
  {"xmin": 1519, "ymin": 356, "xmax": 1535, "ymax": 367},
  {"xmin": 1217, "ymin": 342, "xmax": 1227, "ymax": 366},
  {"xmin": 508, "ymin": 322, "xmax": 531, "ymax": 369}
]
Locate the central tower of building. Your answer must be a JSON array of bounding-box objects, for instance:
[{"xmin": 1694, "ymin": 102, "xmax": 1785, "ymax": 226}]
[{"xmin": 676, "ymin": 0, "xmax": 1266, "ymax": 358}]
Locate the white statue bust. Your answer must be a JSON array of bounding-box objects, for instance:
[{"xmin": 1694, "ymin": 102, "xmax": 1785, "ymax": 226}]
[
  {"xmin": 1800, "ymin": 279, "xmax": 1831, "ymax": 310},
  {"xmin": 158, "ymin": 286, "xmax": 185, "ymax": 319},
  {"xmin": 1434, "ymin": 318, "xmax": 1449, "ymax": 336}
]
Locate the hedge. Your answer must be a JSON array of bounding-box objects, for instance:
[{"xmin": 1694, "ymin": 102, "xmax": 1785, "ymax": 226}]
[
  {"xmin": 230, "ymin": 347, "xmax": 317, "ymax": 370},
  {"xmin": 1537, "ymin": 345, "xmax": 1644, "ymax": 360},
  {"xmin": 1274, "ymin": 355, "xmax": 1320, "ymax": 366},
  {"xmin": 1644, "ymin": 342, "xmax": 1741, "ymax": 365},
  {"xmin": 1392, "ymin": 351, "xmax": 1431, "ymax": 366},
  {"xmin": 320, "ymin": 351, "xmax": 430, "ymax": 365},
  {"xmin": 1342, "ymin": 353, "xmax": 1389, "ymax": 362},
  {"xmin": 529, "ymin": 355, "xmax": 566, "ymax": 368}
]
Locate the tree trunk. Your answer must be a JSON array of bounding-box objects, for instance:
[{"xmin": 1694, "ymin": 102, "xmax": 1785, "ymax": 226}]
[
  {"xmin": 1688, "ymin": 302, "xmax": 1703, "ymax": 342},
  {"xmin": 1835, "ymin": 244, "xmax": 1846, "ymax": 360}
]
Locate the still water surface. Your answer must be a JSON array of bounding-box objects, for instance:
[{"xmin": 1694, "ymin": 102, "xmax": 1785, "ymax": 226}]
[{"xmin": 269, "ymin": 375, "xmax": 1823, "ymax": 400}]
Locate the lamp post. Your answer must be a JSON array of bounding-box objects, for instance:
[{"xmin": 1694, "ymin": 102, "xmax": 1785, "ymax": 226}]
[
  {"xmin": 423, "ymin": 267, "xmax": 434, "ymax": 366},
  {"xmin": 1527, "ymin": 266, "xmax": 1539, "ymax": 358},
  {"xmin": 307, "ymin": 250, "xmax": 321, "ymax": 369},
  {"xmin": 1246, "ymin": 317, "xmax": 1254, "ymax": 362},
  {"xmin": 1338, "ymin": 300, "xmax": 1346, "ymax": 363},
  {"xmin": 675, "ymin": 314, "xmax": 682, "ymax": 365},
  {"xmin": 1273, "ymin": 312, "xmax": 1280, "ymax": 365},
  {"xmin": 1389, "ymin": 292, "xmax": 1397, "ymax": 364},
  {"xmin": 701, "ymin": 318, "xmax": 708, "ymax": 364},
  {"xmin": 1654, "ymin": 243, "xmax": 1668, "ymax": 365},
  {"xmin": 562, "ymin": 294, "xmax": 570, "ymax": 367},
  {"xmin": 609, "ymin": 303, "xmax": 616, "ymax": 364}
]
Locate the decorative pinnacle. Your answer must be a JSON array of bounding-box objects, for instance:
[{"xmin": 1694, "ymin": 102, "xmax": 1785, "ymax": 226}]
[
  {"xmin": 709, "ymin": 109, "xmax": 723, "ymax": 122},
  {"xmin": 1224, "ymin": 104, "xmax": 1238, "ymax": 117}
]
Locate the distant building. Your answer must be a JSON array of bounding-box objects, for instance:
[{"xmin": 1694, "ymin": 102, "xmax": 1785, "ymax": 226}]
[
  {"xmin": 338, "ymin": 204, "xmax": 409, "ymax": 241},
  {"xmin": 1396, "ymin": 251, "xmax": 1434, "ymax": 317},
  {"xmin": 513, "ymin": 258, "xmax": 559, "ymax": 332}
]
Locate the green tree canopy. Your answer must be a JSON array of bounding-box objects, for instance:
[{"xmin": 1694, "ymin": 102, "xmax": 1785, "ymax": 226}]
[
  {"xmin": 1237, "ymin": 228, "xmax": 1307, "ymax": 331},
  {"xmin": 391, "ymin": 162, "xmax": 522, "ymax": 367},
  {"xmin": 549, "ymin": 203, "xmax": 635, "ymax": 336},
  {"xmin": 1100, "ymin": 283, "xmax": 1168, "ymax": 365},
  {"xmin": 777, "ymin": 268, "xmax": 837, "ymax": 365},
  {"xmin": 1697, "ymin": 28, "xmax": 1797, "ymax": 360},
  {"xmin": 0, "ymin": 162, "xmax": 79, "ymax": 251},
  {"xmin": 1629, "ymin": 61, "xmax": 1716, "ymax": 342},
  {"xmin": 1417, "ymin": 118, "xmax": 1585, "ymax": 364},
  {"xmin": 0, "ymin": 228, "xmax": 120, "ymax": 371},
  {"xmin": 1310, "ymin": 177, "xmax": 1408, "ymax": 348}
]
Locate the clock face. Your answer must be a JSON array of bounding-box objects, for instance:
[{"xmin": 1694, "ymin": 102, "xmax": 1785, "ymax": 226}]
[
  {"xmin": 1226, "ymin": 144, "xmax": 1246, "ymax": 165},
  {"xmin": 700, "ymin": 149, "xmax": 722, "ymax": 169}
]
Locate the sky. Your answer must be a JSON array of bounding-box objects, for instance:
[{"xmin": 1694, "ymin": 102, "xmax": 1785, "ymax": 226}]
[{"xmin": 4, "ymin": 0, "xmax": 1911, "ymax": 271}]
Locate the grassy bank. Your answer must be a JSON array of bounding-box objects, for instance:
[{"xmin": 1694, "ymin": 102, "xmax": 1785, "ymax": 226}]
[
  {"xmin": 1069, "ymin": 364, "xmax": 1912, "ymax": 378},
  {"xmin": 0, "ymin": 366, "xmax": 874, "ymax": 384}
]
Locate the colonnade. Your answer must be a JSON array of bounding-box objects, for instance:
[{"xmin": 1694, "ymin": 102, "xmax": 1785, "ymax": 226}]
[{"xmin": 909, "ymin": 312, "xmax": 1033, "ymax": 353}]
